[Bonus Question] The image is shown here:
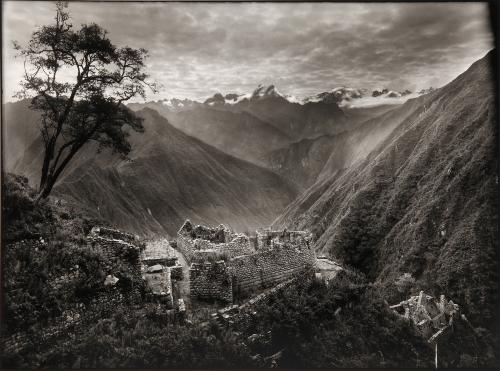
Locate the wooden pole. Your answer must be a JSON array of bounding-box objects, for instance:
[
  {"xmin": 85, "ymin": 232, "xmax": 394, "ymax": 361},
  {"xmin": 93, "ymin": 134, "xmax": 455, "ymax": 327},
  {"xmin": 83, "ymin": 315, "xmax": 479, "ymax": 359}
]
[{"xmin": 435, "ymin": 342, "xmax": 438, "ymax": 369}]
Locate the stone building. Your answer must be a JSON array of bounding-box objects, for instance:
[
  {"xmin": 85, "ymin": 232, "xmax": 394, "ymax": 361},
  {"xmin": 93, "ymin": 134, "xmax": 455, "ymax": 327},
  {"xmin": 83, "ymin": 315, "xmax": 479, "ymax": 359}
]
[
  {"xmin": 177, "ymin": 220, "xmax": 256, "ymax": 263},
  {"xmin": 390, "ymin": 291, "xmax": 465, "ymax": 368},
  {"xmin": 88, "ymin": 227, "xmax": 177, "ymax": 307},
  {"xmin": 179, "ymin": 221, "xmax": 316, "ymax": 303}
]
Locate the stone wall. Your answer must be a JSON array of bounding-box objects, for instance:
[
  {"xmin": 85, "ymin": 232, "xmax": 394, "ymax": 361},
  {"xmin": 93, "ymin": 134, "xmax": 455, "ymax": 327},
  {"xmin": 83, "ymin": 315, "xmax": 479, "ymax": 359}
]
[
  {"xmin": 192, "ymin": 235, "xmax": 254, "ymax": 260},
  {"xmin": 87, "ymin": 234, "xmax": 142, "ymax": 274},
  {"xmin": 90, "ymin": 226, "xmax": 138, "ymax": 245},
  {"xmin": 190, "ymin": 261, "xmax": 233, "ymax": 303},
  {"xmin": 178, "ymin": 221, "xmax": 315, "ymax": 303},
  {"xmin": 215, "ymin": 279, "xmax": 297, "ymax": 328},
  {"xmin": 87, "ymin": 226, "xmax": 143, "ymax": 305},
  {"xmin": 178, "ymin": 219, "xmax": 234, "ymax": 242},
  {"xmin": 256, "ymin": 229, "xmax": 312, "ymax": 250},
  {"xmin": 177, "ymin": 234, "xmax": 197, "ymax": 263},
  {"xmin": 177, "ymin": 221, "xmax": 255, "ymax": 264},
  {"xmin": 170, "ymin": 264, "xmax": 183, "ymax": 280},
  {"xmin": 229, "ymin": 244, "xmax": 316, "ymax": 297}
]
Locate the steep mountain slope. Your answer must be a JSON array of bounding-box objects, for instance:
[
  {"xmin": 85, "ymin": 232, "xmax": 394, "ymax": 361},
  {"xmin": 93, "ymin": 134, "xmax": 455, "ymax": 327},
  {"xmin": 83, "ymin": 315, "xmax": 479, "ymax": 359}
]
[
  {"xmin": 263, "ymin": 104, "xmax": 407, "ymax": 189},
  {"xmin": 5, "ymin": 106, "xmax": 298, "ymax": 237},
  {"xmin": 273, "ymin": 51, "xmax": 498, "ymax": 326},
  {"xmin": 236, "ymin": 91, "xmax": 348, "ymax": 141},
  {"xmin": 3, "ymin": 100, "xmax": 42, "ymax": 171},
  {"xmin": 159, "ymin": 106, "xmax": 292, "ymax": 165}
]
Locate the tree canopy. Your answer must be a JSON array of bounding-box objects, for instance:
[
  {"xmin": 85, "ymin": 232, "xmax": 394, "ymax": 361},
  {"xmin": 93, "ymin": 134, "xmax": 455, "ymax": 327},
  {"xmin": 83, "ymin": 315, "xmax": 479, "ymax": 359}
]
[{"xmin": 14, "ymin": 1, "xmax": 156, "ymax": 200}]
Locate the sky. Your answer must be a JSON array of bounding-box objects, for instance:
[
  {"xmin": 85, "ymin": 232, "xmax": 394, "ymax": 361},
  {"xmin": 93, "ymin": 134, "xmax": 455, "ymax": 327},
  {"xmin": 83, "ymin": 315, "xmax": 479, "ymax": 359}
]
[{"xmin": 2, "ymin": 1, "xmax": 494, "ymax": 102}]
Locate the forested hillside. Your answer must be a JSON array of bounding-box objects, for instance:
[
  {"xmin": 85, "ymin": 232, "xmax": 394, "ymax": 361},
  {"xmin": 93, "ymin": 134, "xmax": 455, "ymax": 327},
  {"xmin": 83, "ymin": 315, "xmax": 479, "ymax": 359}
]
[{"xmin": 274, "ymin": 51, "xmax": 498, "ymax": 330}]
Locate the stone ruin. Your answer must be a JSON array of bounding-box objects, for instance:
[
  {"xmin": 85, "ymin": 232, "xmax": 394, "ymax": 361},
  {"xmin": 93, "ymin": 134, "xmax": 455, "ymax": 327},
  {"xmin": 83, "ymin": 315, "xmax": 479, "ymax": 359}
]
[
  {"xmin": 390, "ymin": 291, "xmax": 470, "ymax": 368},
  {"xmin": 211, "ymin": 279, "xmax": 295, "ymax": 328},
  {"xmin": 139, "ymin": 239, "xmax": 188, "ymax": 308},
  {"xmin": 390, "ymin": 291, "xmax": 462, "ymax": 342},
  {"xmin": 177, "ymin": 220, "xmax": 316, "ymax": 303},
  {"xmin": 87, "ymin": 226, "xmax": 143, "ymax": 274},
  {"xmin": 190, "ymin": 261, "xmax": 233, "ymax": 303},
  {"xmin": 88, "ymin": 227, "xmax": 180, "ymax": 308},
  {"xmin": 177, "ymin": 220, "xmax": 255, "ymax": 263},
  {"xmin": 143, "ymin": 264, "xmax": 173, "ymax": 307}
]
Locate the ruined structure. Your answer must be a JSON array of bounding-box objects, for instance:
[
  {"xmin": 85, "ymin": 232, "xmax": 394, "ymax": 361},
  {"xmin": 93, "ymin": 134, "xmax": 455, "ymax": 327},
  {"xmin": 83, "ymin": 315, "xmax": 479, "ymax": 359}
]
[
  {"xmin": 390, "ymin": 291, "xmax": 461, "ymax": 339},
  {"xmin": 390, "ymin": 291, "xmax": 465, "ymax": 368},
  {"xmin": 87, "ymin": 226, "xmax": 142, "ymax": 274},
  {"xmin": 88, "ymin": 228, "xmax": 178, "ymax": 307},
  {"xmin": 177, "ymin": 220, "xmax": 255, "ymax": 263},
  {"xmin": 139, "ymin": 239, "xmax": 187, "ymax": 307},
  {"xmin": 141, "ymin": 239, "xmax": 183, "ymax": 281},
  {"xmin": 143, "ymin": 264, "xmax": 173, "ymax": 307},
  {"xmin": 177, "ymin": 221, "xmax": 316, "ymax": 303}
]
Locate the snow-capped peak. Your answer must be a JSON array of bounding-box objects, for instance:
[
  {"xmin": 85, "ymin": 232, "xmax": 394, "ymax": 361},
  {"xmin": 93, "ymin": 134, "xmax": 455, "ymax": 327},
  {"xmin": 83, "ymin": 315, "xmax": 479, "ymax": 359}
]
[
  {"xmin": 204, "ymin": 92, "xmax": 251, "ymax": 106},
  {"xmin": 158, "ymin": 97, "xmax": 200, "ymax": 111},
  {"xmin": 201, "ymin": 84, "xmax": 434, "ymax": 109},
  {"xmin": 303, "ymin": 87, "xmax": 368, "ymax": 104},
  {"xmin": 251, "ymin": 84, "xmax": 284, "ymax": 100}
]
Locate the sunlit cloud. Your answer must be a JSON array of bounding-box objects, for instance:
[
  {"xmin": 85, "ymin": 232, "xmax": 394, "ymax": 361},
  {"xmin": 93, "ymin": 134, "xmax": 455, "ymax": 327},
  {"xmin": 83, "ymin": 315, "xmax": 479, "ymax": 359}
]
[{"xmin": 2, "ymin": 1, "xmax": 493, "ymax": 102}]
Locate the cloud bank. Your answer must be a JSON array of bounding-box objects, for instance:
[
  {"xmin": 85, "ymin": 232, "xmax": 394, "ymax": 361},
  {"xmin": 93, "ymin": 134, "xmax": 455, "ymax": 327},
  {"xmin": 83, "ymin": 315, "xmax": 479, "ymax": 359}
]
[{"xmin": 2, "ymin": 2, "xmax": 493, "ymax": 102}]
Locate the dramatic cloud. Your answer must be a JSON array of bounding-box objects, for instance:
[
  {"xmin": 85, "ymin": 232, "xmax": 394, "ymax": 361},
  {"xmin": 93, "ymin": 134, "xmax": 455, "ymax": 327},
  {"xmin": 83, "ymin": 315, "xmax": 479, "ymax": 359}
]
[{"xmin": 2, "ymin": 1, "xmax": 493, "ymax": 102}]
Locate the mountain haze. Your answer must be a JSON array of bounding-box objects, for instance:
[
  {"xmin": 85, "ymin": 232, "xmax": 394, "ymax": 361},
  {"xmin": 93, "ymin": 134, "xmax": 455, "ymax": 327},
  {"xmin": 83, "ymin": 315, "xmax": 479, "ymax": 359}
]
[
  {"xmin": 4, "ymin": 105, "xmax": 298, "ymax": 236},
  {"xmin": 154, "ymin": 106, "xmax": 292, "ymax": 166}
]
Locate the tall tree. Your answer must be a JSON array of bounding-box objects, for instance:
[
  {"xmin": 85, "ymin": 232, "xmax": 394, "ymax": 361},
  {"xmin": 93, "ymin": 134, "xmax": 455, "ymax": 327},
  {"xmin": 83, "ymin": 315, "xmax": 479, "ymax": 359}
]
[{"xmin": 14, "ymin": 1, "xmax": 156, "ymax": 201}]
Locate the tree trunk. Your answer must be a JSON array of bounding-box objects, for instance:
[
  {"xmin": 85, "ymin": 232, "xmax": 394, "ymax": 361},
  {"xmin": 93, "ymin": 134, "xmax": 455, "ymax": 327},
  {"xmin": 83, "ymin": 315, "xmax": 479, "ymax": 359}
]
[
  {"xmin": 38, "ymin": 138, "xmax": 57, "ymax": 193},
  {"xmin": 34, "ymin": 142, "xmax": 82, "ymax": 204},
  {"xmin": 38, "ymin": 146, "xmax": 52, "ymax": 192},
  {"xmin": 34, "ymin": 180, "xmax": 54, "ymax": 204}
]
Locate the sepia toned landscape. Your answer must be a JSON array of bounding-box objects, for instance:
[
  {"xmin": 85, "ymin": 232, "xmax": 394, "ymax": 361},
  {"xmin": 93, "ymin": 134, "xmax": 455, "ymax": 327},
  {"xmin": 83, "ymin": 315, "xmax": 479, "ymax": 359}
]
[{"xmin": 1, "ymin": 1, "xmax": 498, "ymax": 368}]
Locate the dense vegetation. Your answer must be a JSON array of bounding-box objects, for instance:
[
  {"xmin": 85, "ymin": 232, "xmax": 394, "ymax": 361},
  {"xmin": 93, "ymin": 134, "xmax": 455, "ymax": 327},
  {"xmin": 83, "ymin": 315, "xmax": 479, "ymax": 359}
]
[{"xmin": 2, "ymin": 173, "xmax": 497, "ymax": 368}]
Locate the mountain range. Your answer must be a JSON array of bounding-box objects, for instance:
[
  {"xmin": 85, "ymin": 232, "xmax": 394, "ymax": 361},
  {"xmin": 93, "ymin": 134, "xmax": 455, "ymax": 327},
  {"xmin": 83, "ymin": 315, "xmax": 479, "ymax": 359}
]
[{"xmin": 3, "ymin": 104, "xmax": 297, "ymax": 236}]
